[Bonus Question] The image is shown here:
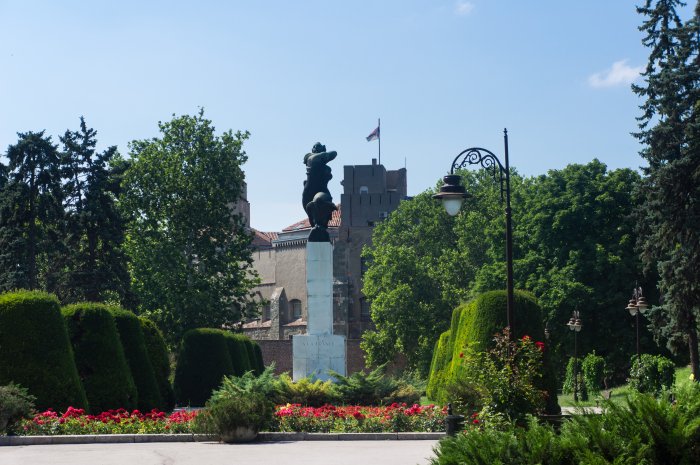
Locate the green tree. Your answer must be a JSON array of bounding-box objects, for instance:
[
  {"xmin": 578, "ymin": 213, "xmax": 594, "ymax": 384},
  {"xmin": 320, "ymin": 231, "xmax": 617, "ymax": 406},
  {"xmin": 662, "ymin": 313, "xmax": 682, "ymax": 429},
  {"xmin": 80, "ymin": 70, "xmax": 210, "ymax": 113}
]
[
  {"xmin": 363, "ymin": 161, "xmax": 645, "ymax": 377},
  {"xmin": 633, "ymin": 0, "xmax": 700, "ymax": 380},
  {"xmin": 121, "ymin": 110, "xmax": 258, "ymax": 342},
  {"xmin": 510, "ymin": 161, "xmax": 646, "ymax": 379},
  {"xmin": 58, "ymin": 117, "xmax": 130, "ymax": 303},
  {"xmin": 361, "ymin": 170, "xmax": 505, "ymax": 374},
  {"xmin": 0, "ymin": 131, "xmax": 64, "ymax": 291}
]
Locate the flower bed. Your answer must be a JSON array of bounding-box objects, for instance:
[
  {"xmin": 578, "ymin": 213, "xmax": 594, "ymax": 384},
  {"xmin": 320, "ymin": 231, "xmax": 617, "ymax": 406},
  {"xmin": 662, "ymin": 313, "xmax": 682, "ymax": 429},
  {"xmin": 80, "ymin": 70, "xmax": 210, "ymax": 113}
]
[
  {"xmin": 271, "ymin": 403, "xmax": 446, "ymax": 433},
  {"xmin": 19, "ymin": 407, "xmax": 198, "ymax": 435},
  {"xmin": 14, "ymin": 403, "xmax": 446, "ymax": 435}
]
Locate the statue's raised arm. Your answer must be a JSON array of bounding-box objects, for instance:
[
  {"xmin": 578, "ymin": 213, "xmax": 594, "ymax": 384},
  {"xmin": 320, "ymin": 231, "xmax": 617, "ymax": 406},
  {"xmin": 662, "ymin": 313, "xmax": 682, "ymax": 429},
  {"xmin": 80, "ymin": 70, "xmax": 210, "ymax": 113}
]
[{"xmin": 302, "ymin": 142, "xmax": 338, "ymax": 242}]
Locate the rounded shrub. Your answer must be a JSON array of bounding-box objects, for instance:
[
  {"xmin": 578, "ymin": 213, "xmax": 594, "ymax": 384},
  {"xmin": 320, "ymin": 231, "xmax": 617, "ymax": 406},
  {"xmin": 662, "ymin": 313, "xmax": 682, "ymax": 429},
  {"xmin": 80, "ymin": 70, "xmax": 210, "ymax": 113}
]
[
  {"xmin": 139, "ymin": 317, "xmax": 175, "ymax": 411},
  {"xmin": 222, "ymin": 332, "xmax": 253, "ymax": 376},
  {"xmin": 175, "ymin": 329, "xmax": 235, "ymax": 406},
  {"xmin": 62, "ymin": 303, "xmax": 137, "ymax": 413},
  {"xmin": 428, "ymin": 290, "xmax": 560, "ymax": 414},
  {"xmin": 0, "ymin": 290, "xmax": 87, "ymax": 411},
  {"xmin": 629, "ymin": 354, "xmax": 676, "ymax": 395},
  {"xmin": 111, "ymin": 308, "xmax": 163, "ymax": 411}
]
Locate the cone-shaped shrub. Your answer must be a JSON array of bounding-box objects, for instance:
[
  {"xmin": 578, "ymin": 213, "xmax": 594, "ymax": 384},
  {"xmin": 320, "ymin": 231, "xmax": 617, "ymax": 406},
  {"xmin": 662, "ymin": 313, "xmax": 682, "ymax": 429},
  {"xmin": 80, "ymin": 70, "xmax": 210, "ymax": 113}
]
[
  {"xmin": 62, "ymin": 303, "xmax": 137, "ymax": 412},
  {"xmin": 175, "ymin": 329, "xmax": 235, "ymax": 406},
  {"xmin": 111, "ymin": 308, "xmax": 163, "ymax": 411},
  {"xmin": 0, "ymin": 290, "xmax": 87, "ymax": 411},
  {"xmin": 252, "ymin": 341, "xmax": 265, "ymax": 375},
  {"xmin": 428, "ymin": 290, "xmax": 560, "ymax": 414},
  {"xmin": 223, "ymin": 332, "xmax": 253, "ymax": 376},
  {"xmin": 139, "ymin": 317, "xmax": 175, "ymax": 411}
]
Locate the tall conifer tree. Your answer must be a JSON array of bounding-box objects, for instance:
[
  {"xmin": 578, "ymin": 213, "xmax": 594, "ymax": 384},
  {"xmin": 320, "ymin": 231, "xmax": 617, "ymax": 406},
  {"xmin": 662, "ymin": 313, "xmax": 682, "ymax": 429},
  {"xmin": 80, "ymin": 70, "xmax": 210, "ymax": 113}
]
[
  {"xmin": 1, "ymin": 131, "xmax": 64, "ymax": 290},
  {"xmin": 58, "ymin": 118, "xmax": 130, "ymax": 303},
  {"xmin": 633, "ymin": 0, "xmax": 700, "ymax": 380}
]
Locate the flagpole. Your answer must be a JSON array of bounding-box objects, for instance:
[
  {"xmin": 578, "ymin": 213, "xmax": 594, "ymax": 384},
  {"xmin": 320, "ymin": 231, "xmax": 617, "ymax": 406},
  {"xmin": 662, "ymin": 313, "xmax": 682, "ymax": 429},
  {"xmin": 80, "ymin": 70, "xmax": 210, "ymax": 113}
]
[{"xmin": 378, "ymin": 118, "xmax": 381, "ymax": 165}]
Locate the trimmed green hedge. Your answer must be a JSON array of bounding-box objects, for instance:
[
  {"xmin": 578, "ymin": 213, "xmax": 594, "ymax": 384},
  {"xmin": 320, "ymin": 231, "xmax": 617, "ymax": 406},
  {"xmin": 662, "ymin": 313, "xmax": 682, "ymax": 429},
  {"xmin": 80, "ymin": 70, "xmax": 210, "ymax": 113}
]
[
  {"xmin": 222, "ymin": 332, "xmax": 253, "ymax": 376},
  {"xmin": 111, "ymin": 308, "xmax": 163, "ymax": 411},
  {"xmin": 175, "ymin": 329, "xmax": 235, "ymax": 406},
  {"xmin": 62, "ymin": 303, "xmax": 137, "ymax": 413},
  {"xmin": 428, "ymin": 290, "xmax": 560, "ymax": 414},
  {"xmin": 0, "ymin": 290, "xmax": 87, "ymax": 411},
  {"xmin": 252, "ymin": 341, "xmax": 265, "ymax": 375},
  {"xmin": 426, "ymin": 330, "xmax": 452, "ymax": 401},
  {"xmin": 139, "ymin": 317, "xmax": 175, "ymax": 411}
]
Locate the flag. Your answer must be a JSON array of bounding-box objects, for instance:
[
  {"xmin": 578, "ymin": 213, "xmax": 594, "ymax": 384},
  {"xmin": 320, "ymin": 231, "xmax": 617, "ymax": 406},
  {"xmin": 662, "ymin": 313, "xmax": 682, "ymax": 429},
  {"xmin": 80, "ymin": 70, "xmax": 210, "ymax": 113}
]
[{"xmin": 366, "ymin": 126, "xmax": 380, "ymax": 142}]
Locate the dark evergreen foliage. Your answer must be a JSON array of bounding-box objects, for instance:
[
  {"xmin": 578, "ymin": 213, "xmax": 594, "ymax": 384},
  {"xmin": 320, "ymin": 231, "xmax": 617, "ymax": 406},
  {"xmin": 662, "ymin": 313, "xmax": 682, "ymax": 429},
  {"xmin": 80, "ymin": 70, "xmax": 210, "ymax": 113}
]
[
  {"xmin": 110, "ymin": 308, "xmax": 163, "ymax": 411},
  {"xmin": 62, "ymin": 303, "xmax": 137, "ymax": 413},
  {"xmin": 139, "ymin": 317, "xmax": 176, "ymax": 411},
  {"xmin": 57, "ymin": 118, "xmax": 130, "ymax": 304},
  {"xmin": 632, "ymin": 0, "xmax": 700, "ymax": 380},
  {"xmin": 222, "ymin": 332, "xmax": 254, "ymax": 376},
  {"xmin": 0, "ymin": 290, "xmax": 87, "ymax": 411},
  {"xmin": 0, "ymin": 132, "xmax": 64, "ymax": 292},
  {"xmin": 174, "ymin": 328, "xmax": 235, "ymax": 407}
]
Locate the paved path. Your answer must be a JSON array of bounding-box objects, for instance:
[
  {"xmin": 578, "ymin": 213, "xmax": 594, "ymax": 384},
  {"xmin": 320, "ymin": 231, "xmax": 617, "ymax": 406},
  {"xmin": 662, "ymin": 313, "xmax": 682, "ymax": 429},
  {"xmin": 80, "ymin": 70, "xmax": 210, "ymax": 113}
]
[{"xmin": 0, "ymin": 440, "xmax": 439, "ymax": 465}]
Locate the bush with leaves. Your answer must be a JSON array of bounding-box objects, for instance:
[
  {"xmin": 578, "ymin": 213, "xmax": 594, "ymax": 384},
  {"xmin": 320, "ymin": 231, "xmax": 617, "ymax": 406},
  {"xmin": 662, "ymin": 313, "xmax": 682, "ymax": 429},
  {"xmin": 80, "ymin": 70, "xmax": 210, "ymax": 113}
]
[
  {"xmin": 196, "ymin": 366, "xmax": 277, "ymax": 441},
  {"xmin": 432, "ymin": 382, "xmax": 700, "ymax": 465},
  {"xmin": 446, "ymin": 329, "xmax": 546, "ymax": 424},
  {"xmin": 329, "ymin": 365, "xmax": 400, "ymax": 406},
  {"xmin": 581, "ymin": 351, "xmax": 607, "ymax": 396},
  {"xmin": 275, "ymin": 374, "xmax": 339, "ymax": 407},
  {"xmin": 0, "ymin": 383, "xmax": 35, "ymax": 434},
  {"xmin": 562, "ymin": 357, "xmax": 588, "ymax": 401},
  {"xmin": 628, "ymin": 354, "xmax": 675, "ymax": 395}
]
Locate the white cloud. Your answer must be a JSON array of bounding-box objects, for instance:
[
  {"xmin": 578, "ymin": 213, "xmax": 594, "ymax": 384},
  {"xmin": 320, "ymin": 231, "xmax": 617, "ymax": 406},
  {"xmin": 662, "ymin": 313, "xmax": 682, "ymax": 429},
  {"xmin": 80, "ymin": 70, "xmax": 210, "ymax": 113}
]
[
  {"xmin": 454, "ymin": 1, "xmax": 475, "ymax": 16},
  {"xmin": 588, "ymin": 60, "xmax": 643, "ymax": 88}
]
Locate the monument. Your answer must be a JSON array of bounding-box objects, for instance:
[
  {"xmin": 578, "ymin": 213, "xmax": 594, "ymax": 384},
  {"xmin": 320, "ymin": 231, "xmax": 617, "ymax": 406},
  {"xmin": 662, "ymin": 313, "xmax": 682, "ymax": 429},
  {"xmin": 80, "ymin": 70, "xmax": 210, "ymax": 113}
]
[{"xmin": 292, "ymin": 142, "xmax": 346, "ymax": 381}]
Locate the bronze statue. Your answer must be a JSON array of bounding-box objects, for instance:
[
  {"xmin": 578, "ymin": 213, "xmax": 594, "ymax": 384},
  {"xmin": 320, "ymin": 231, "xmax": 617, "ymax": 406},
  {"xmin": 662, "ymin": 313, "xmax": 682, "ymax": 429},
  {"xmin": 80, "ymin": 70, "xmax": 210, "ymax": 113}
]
[{"xmin": 302, "ymin": 142, "xmax": 338, "ymax": 242}]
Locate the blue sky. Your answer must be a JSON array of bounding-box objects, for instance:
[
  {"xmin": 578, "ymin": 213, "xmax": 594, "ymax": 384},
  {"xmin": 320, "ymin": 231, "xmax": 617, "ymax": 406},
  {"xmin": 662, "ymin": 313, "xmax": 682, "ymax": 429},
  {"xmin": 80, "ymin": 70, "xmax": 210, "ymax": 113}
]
[{"xmin": 0, "ymin": 1, "xmax": 692, "ymax": 231}]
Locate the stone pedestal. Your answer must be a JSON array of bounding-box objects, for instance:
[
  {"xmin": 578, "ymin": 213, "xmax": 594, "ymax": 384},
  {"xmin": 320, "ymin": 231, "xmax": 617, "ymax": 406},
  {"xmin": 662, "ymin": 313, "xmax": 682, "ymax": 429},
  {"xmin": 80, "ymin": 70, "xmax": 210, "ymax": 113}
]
[
  {"xmin": 292, "ymin": 333, "xmax": 346, "ymax": 381},
  {"xmin": 293, "ymin": 242, "xmax": 346, "ymax": 381}
]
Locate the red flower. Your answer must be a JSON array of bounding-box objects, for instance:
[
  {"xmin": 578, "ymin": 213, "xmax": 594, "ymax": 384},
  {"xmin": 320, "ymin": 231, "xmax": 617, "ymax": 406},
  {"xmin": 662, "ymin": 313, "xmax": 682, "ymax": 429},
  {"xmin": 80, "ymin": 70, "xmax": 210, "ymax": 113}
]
[
  {"xmin": 521, "ymin": 335, "xmax": 531, "ymax": 341},
  {"xmin": 459, "ymin": 352, "xmax": 464, "ymax": 358},
  {"xmin": 535, "ymin": 341, "xmax": 545, "ymax": 352}
]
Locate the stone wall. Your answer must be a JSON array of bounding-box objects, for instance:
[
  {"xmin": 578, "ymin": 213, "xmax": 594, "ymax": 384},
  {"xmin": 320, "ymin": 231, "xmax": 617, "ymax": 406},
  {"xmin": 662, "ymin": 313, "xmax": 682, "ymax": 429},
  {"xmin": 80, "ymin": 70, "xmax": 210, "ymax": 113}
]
[{"xmin": 258, "ymin": 339, "xmax": 369, "ymax": 375}]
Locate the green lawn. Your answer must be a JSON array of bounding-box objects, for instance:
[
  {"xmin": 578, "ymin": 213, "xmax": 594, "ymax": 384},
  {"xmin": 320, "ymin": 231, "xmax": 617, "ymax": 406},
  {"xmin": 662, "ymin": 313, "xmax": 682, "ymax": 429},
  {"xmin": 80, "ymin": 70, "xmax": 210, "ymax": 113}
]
[{"xmin": 557, "ymin": 365, "xmax": 693, "ymax": 407}]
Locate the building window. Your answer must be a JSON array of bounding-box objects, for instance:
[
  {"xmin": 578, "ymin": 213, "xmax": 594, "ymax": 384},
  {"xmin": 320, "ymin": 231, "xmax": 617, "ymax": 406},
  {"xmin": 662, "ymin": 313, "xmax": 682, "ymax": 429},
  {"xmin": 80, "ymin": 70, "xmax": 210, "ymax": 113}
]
[
  {"xmin": 360, "ymin": 297, "xmax": 371, "ymax": 322},
  {"xmin": 290, "ymin": 299, "xmax": 302, "ymax": 320},
  {"xmin": 262, "ymin": 304, "xmax": 271, "ymax": 321},
  {"xmin": 359, "ymin": 186, "xmax": 369, "ymax": 194}
]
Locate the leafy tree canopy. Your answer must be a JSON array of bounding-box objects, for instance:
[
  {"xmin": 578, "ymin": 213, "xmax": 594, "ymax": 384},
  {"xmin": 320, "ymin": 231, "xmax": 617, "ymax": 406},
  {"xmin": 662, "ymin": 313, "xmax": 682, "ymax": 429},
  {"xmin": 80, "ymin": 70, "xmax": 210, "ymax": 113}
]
[{"xmin": 121, "ymin": 109, "xmax": 259, "ymax": 343}]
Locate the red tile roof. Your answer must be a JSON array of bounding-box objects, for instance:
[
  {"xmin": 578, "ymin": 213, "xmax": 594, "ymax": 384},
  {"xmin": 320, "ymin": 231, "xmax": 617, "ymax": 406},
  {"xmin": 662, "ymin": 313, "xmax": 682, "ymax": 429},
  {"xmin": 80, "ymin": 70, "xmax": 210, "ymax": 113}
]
[
  {"xmin": 251, "ymin": 229, "xmax": 278, "ymax": 247},
  {"xmin": 282, "ymin": 205, "xmax": 341, "ymax": 232},
  {"xmin": 242, "ymin": 319, "xmax": 272, "ymax": 329}
]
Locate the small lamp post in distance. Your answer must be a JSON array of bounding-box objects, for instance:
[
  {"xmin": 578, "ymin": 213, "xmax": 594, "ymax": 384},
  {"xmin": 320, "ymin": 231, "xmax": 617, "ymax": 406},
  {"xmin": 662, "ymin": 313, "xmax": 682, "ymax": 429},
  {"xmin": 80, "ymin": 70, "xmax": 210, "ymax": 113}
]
[
  {"xmin": 567, "ymin": 310, "xmax": 583, "ymax": 402},
  {"xmin": 625, "ymin": 284, "xmax": 648, "ymax": 365}
]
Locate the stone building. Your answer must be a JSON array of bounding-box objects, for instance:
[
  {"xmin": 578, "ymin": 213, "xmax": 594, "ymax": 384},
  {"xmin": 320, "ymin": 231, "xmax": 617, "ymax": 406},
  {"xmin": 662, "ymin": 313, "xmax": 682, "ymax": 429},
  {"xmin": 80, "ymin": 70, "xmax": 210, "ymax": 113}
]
[{"xmin": 243, "ymin": 159, "xmax": 407, "ymax": 342}]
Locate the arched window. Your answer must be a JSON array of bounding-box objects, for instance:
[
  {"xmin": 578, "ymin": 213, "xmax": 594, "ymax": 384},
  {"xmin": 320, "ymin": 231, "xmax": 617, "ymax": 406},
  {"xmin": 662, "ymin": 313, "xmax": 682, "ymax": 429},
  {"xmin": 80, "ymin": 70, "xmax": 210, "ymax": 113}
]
[
  {"xmin": 359, "ymin": 186, "xmax": 369, "ymax": 194},
  {"xmin": 290, "ymin": 299, "xmax": 302, "ymax": 320}
]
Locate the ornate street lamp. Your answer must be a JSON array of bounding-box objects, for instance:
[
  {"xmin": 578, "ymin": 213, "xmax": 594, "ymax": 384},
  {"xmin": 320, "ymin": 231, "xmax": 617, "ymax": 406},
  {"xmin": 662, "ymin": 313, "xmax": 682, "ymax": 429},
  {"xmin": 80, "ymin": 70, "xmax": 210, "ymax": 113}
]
[
  {"xmin": 625, "ymin": 285, "xmax": 648, "ymax": 365},
  {"xmin": 567, "ymin": 310, "xmax": 583, "ymax": 402},
  {"xmin": 433, "ymin": 129, "xmax": 514, "ymax": 338}
]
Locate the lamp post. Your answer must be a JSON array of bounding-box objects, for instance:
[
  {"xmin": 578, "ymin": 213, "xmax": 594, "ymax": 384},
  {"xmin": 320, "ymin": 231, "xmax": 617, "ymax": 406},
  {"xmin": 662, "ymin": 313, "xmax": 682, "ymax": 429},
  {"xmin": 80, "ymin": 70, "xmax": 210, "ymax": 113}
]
[
  {"xmin": 567, "ymin": 310, "xmax": 583, "ymax": 402},
  {"xmin": 625, "ymin": 285, "xmax": 648, "ymax": 365},
  {"xmin": 433, "ymin": 129, "xmax": 514, "ymax": 338}
]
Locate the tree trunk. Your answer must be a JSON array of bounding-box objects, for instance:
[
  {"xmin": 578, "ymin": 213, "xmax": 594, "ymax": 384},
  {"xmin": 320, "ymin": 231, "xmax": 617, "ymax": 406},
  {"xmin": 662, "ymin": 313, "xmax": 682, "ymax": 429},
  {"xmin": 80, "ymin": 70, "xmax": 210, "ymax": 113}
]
[{"xmin": 27, "ymin": 171, "xmax": 37, "ymax": 289}]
